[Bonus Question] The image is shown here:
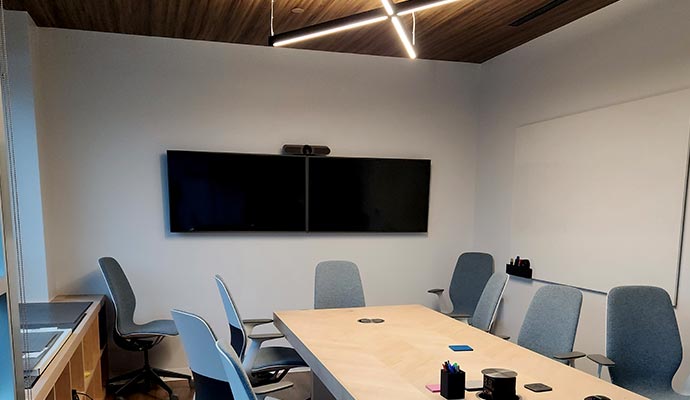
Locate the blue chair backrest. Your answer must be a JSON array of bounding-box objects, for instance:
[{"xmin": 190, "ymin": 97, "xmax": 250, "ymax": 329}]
[
  {"xmin": 470, "ymin": 273, "xmax": 508, "ymax": 332},
  {"xmin": 448, "ymin": 253, "xmax": 494, "ymax": 315},
  {"xmin": 517, "ymin": 285, "xmax": 582, "ymax": 358},
  {"xmin": 216, "ymin": 339, "xmax": 258, "ymax": 400},
  {"xmin": 215, "ymin": 274, "xmax": 248, "ymax": 358},
  {"xmin": 171, "ymin": 310, "xmax": 232, "ymax": 400},
  {"xmin": 607, "ymin": 286, "xmax": 681, "ymax": 395},
  {"xmin": 314, "ymin": 260, "xmax": 365, "ymax": 309}
]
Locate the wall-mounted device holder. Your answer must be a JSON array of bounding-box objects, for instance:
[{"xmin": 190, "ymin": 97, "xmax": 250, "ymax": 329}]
[
  {"xmin": 506, "ymin": 257, "xmax": 532, "ymax": 279},
  {"xmin": 282, "ymin": 144, "xmax": 331, "ymax": 156}
]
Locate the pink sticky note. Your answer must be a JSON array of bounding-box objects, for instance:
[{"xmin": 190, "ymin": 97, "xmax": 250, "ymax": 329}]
[{"xmin": 425, "ymin": 384, "xmax": 441, "ymax": 393}]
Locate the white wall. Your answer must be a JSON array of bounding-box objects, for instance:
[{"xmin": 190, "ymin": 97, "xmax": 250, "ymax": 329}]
[
  {"xmin": 5, "ymin": 11, "xmax": 49, "ymax": 302},
  {"xmin": 475, "ymin": 0, "xmax": 690, "ymax": 389},
  {"xmin": 32, "ymin": 29, "xmax": 481, "ymax": 371},
  {"xmin": 21, "ymin": 0, "xmax": 690, "ymax": 383}
]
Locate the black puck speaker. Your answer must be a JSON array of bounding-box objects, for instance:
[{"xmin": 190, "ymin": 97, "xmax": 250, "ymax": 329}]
[{"xmin": 478, "ymin": 368, "xmax": 518, "ymax": 400}]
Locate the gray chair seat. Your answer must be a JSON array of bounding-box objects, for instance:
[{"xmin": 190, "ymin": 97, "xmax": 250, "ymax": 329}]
[
  {"xmin": 253, "ymin": 347, "xmax": 308, "ymax": 372},
  {"xmin": 121, "ymin": 319, "xmax": 179, "ymax": 337}
]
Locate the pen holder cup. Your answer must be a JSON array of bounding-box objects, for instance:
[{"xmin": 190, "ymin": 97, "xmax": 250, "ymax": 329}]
[{"xmin": 441, "ymin": 369, "xmax": 465, "ymax": 399}]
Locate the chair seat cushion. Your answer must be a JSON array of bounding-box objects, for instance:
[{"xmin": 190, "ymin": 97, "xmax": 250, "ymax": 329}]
[
  {"xmin": 121, "ymin": 319, "xmax": 179, "ymax": 337},
  {"xmin": 252, "ymin": 346, "xmax": 308, "ymax": 372}
]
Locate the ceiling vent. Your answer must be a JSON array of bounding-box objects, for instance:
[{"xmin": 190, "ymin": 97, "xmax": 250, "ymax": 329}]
[{"xmin": 509, "ymin": 0, "xmax": 569, "ymax": 26}]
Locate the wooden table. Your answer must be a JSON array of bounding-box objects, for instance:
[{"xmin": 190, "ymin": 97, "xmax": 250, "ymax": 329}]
[{"xmin": 274, "ymin": 304, "xmax": 646, "ymax": 400}]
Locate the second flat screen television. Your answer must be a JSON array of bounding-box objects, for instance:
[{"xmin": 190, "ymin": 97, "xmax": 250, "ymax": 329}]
[{"xmin": 308, "ymin": 157, "xmax": 431, "ymax": 232}]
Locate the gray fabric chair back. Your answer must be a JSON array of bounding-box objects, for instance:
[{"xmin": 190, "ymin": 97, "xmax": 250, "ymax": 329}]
[
  {"xmin": 98, "ymin": 257, "xmax": 137, "ymax": 336},
  {"xmin": 470, "ymin": 273, "xmax": 508, "ymax": 332},
  {"xmin": 517, "ymin": 285, "xmax": 582, "ymax": 358},
  {"xmin": 314, "ymin": 261, "xmax": 365, "ymax": 309},
  {"xmin": 448, "ymin": 252, "xmax": 494, "ymax": 315},
  {"xmin": 214, "ymin": 275, "xmax": 248, "ymax": 357},
  {"xmin": 607, "ymin": 286, "xmax": 681, "ymax": 396},
  {"xmin": 216, "ymin": 339, "xmax": 258, "ymax": 400}
]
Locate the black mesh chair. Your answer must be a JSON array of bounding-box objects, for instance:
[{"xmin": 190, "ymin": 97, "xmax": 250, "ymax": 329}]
[{"xmin": 99, "ymin": 257, "xmax": 191, "ymax": 400}]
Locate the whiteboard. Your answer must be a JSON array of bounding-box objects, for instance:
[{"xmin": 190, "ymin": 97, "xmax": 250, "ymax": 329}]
[{"xmin": 511, "ymin": 89, "xmax": 690, "ymax": 300}]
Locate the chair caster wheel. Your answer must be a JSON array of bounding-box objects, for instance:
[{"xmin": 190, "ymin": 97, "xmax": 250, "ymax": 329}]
[{"xmin": 170, "ymin": 395, "xmax": 178, "ymax": 400}]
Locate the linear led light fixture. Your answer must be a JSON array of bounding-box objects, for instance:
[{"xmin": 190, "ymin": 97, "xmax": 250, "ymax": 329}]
[
  {"xmin": 396, "ymin": 0, "xmax": 459, "ymax": 16},
  {"xmin": 270, "ymin": 9, "xmax": 389, "ymax": 47},
  {"xmin": 381, "ymin": 0, "xmax": 396, "ymax": 15},
  {"xmin": 269, "ymin": 0, "xmax": 459, "ymax": 59},
  {"xmin": 391, "ymin": 16, "xmax": 417, "ymax": 59}
]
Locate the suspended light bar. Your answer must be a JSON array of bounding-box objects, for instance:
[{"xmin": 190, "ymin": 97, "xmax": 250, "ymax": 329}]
[
  {"xmin": 381, "ymin": 0, "xmax": 395, "ymax": 16},
  {"xmin": 391, "ymin": 16, "xmax": 417, "ymax": 59},
  {"xmin": 270, "ymin": 9, "xmax": 389, "ymax": 47},
  {"xmin": 396, "ymin": 0, "xmax": 459, "ymax": 16},
  {"xmin": 269, "ymin": 0, "xmax": 458, "ymax": 59}
]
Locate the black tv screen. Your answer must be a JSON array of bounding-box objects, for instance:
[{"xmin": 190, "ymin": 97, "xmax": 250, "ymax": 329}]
[
  {"xmin": 308, "ymin": 157, "xmax": 431, "ymax": 232},
  {"xmin": 167, "ymin": 151, "xmax": 306, "ymax": 232}
]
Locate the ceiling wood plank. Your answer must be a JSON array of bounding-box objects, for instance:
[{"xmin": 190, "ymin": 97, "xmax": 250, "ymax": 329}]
[{"xmin": 4, "ymin": 0, "xmax": 619, "ymax": 63}]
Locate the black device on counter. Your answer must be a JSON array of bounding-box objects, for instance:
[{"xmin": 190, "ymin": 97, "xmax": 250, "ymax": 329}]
[
  {"xmin": 478, "ymin": 368, "xmax": 518, "ymax": 400},
  {"xmin": 525, "ymin": 383, "xmax": 552, "ymax": 392}
]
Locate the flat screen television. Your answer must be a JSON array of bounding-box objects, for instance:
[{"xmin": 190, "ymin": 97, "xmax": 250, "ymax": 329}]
[
  {"xmin": 308, "ymin": 157, "xmax": 431, "ymax": 232},
  {"xmin": 167, "ymin": 151, "xmax": 306, "ymax": 232}
]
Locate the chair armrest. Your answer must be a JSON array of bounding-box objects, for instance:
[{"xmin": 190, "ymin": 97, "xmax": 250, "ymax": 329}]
[
  {"xmin": 447, "ymin": 312, "xmax": 471, "ymax": 319},
  {"xmin": 243, "ymin": 318, "xmax": 274, "ymax": 336},
  {"xmin": 243, "ymin": 318, "xmax": 273, "ymax": 326},
  {"xmin": 587, "ymin": 354, "xmax": 615, "ymax": 366},
  {"xmin": 554, "ymin": 351, "xmax": 586, "ymax": 360},
  {"xmin": 248, "ymin": 332, "xmax": 284, "ymax": 342},
  {"xmin": 428, "ymin": 288, "xmax": 444, "ymax": 295},
  {"xmin": 254, "ymin": 380, "xmax": 294, "ymax": 395},
  {"xmin": 496, "ymin": 334, "xmax": 510, "ymax": 340}
]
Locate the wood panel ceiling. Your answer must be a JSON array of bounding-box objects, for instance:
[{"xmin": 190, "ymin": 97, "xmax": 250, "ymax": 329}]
[{"xmin": 4, "ymin": 0, "xmax": 619, "ymax": 63}]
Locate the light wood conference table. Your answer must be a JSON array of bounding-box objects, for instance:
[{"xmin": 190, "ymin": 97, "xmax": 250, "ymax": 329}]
[{"xmin": 274, "ymin": 304, "xmax": 646, "ymax": 400}]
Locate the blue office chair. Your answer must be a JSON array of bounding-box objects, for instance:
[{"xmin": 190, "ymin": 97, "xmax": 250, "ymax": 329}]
[
  {"xmin": 171, "ymin": 309, "xmax": 233, "ymax": 400},
  {"xmin": 428, "ymin": 252, "xmax": 494, "ymax": 319},
  {"xmin": 214, "ymin": 275, "xmax": 307, "ymax": 385},
  {"xmin": 588, "ymin": 286, "xmax": 688, "ymax": 399},
  {"xmin": 469, "ymin": 273, "xmax": 508, "ymax": 332},
  {"xmin": 215, "ymin": 339, "xmax": 293, "ymax": 400},
  {"xmin": 314, "ymin": 260, "xmax": 365, "ymax": 309},
  {"xmin": 99, "ymin": 257, "xmax": 191, "ymax": 400},
  {"xmin": 517, "ymin": 285, "xmax": 585, "ymax": 367}
]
